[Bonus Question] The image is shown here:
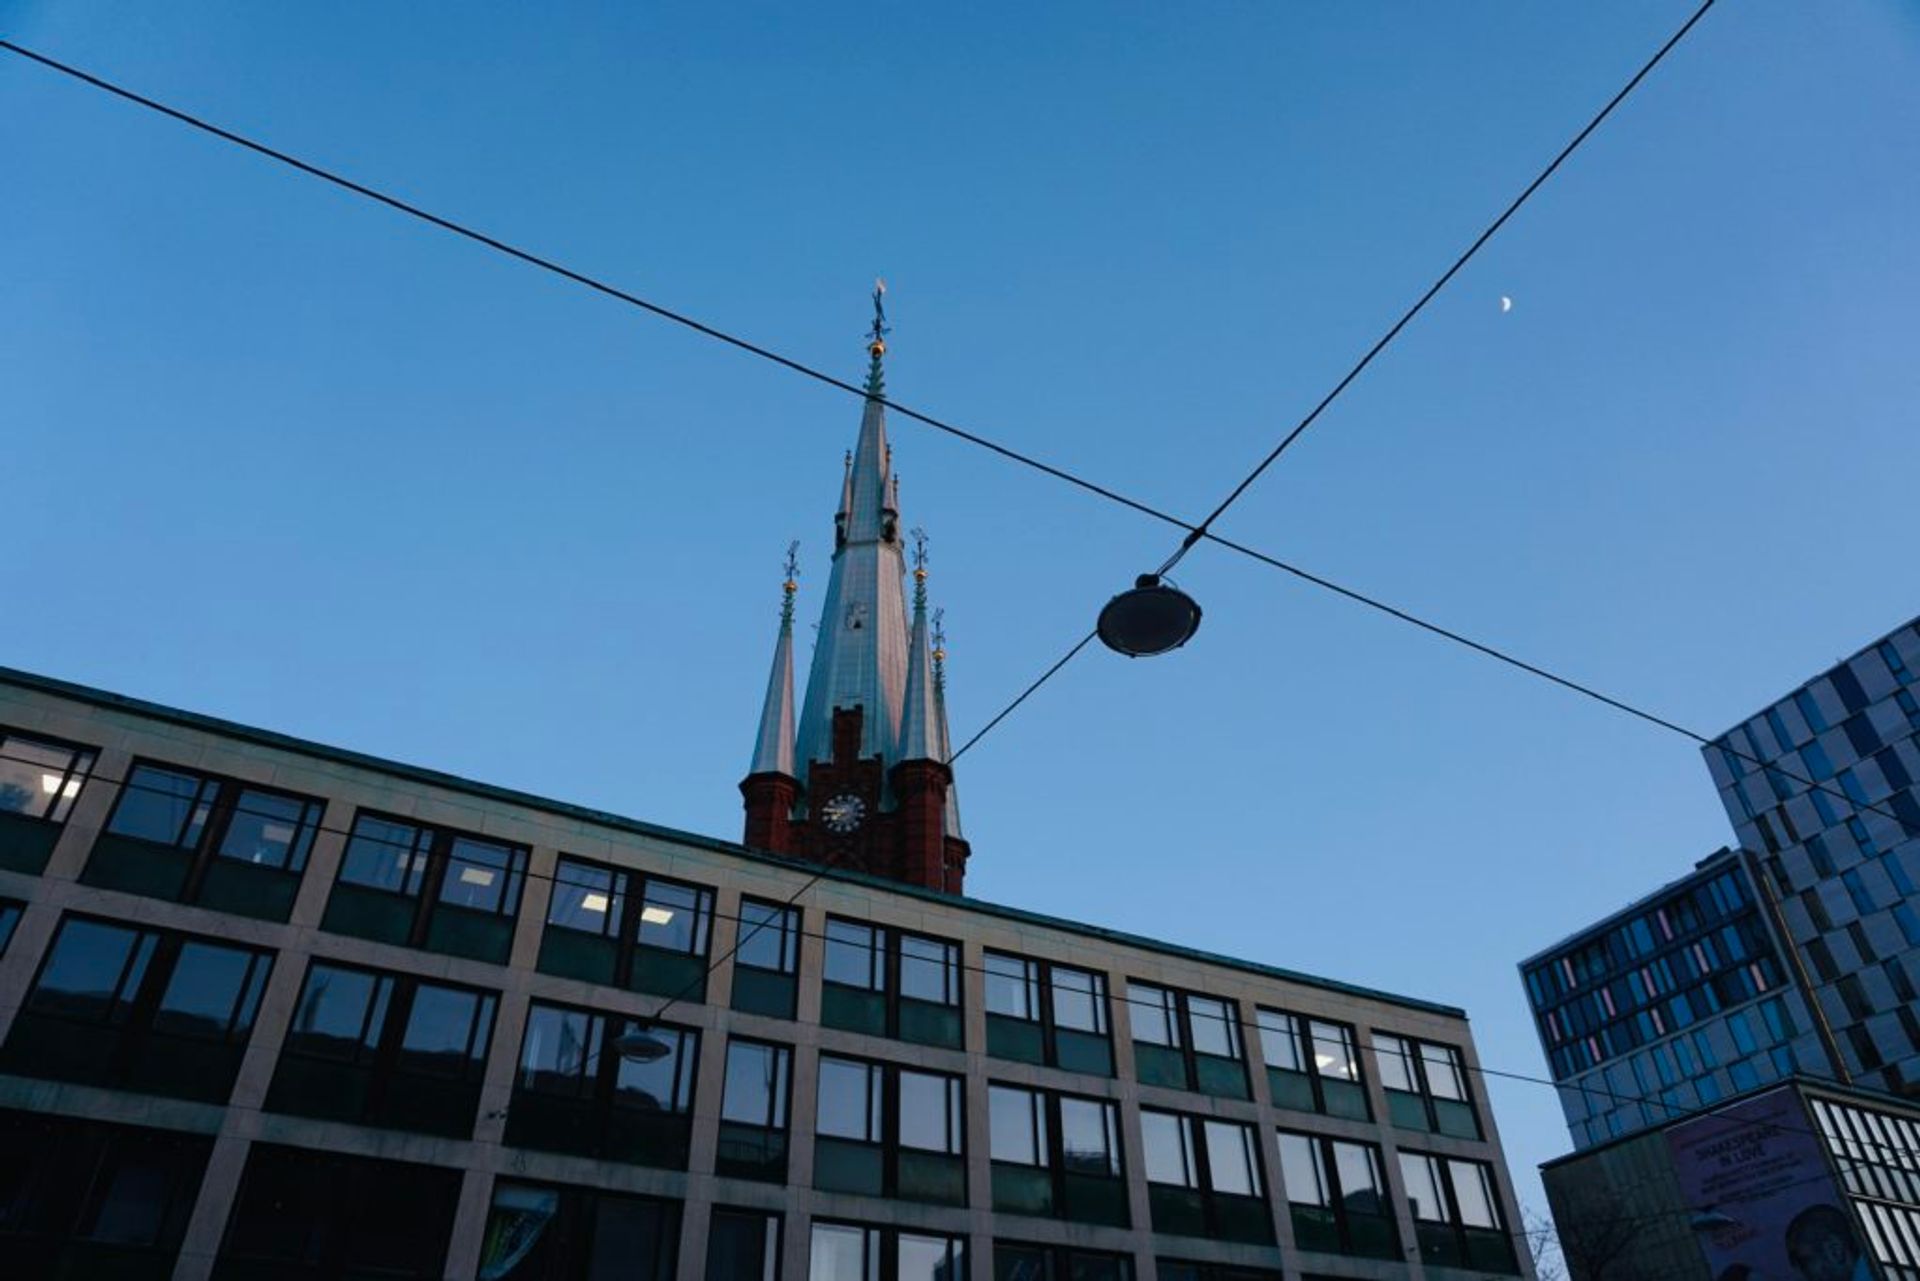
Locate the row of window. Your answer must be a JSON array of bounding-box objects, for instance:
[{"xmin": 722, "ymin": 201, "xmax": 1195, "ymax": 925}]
[
  {"xmin": 0, "ymin": 732, "xmax": 1485, "ymax": 1130},
  {"xmin": 0, "ymin": 1108, "xmax": 1517, "ymax": 1281}
]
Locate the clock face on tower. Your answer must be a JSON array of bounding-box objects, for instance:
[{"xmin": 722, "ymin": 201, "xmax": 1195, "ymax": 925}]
[{"xmin": 819, "ymin": 792, "xmax": 868, "ymax": 834}]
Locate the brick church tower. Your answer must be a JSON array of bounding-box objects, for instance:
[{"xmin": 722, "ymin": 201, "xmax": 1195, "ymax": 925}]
[{"xmin": 739, "ymin": 286, "xmax": 970, "ymax": 893}]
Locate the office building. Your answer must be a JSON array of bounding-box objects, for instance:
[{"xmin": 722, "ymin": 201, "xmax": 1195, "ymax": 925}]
[
  {"xmin": 1520, "ymin": 847, "xmax": 1833, "ymax": 1150},
  {"xmin": 1540, "ymin": 1076, "xmax": 1920, "ymax": 1281},
  {"xmin": 0, "ymin": 312, "xmax": 1533, "ymax": 1280},
  {"xmin": 1704, "ymin": 617, "xmax": 1920, "ymax": 1099}
]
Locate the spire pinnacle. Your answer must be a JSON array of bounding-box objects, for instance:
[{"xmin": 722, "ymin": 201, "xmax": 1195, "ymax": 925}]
[
  {"xmin": 911, "ymin": 528, "xmax": 930, "ymax": 611},
  {"xmin": 779, "ymin": 540, "xmax": 800, "ymax": 628},
  {"xmin": 864, "ymin": 277, "xmax": 889, "ymax": 398},
  {"xmin": 749, "ymin": 542, "xmax": 801, "ymax": 779}
]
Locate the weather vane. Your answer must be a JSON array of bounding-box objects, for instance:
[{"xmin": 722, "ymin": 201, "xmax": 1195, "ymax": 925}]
[
  {"xmin": 868, "ymin": 277, "xmax": 889, "ymax": 349},
  {"xmin": 779, "ymin": 541, "xmax": 800, "ymax": 626}
]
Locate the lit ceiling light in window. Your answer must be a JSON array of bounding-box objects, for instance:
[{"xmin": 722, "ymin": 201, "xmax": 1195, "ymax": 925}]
[
  {"xmin": 641, "ymin": 906, "xmax": 676, "ymax": 925},
  {"xmin": 580, "ymin": 893, "xmax": 609, "ymax": 914},
  {"xmin": 40, "ymin": 774, "xmax": 80, "ymax": 798},
  {"xmin": 459, "ymin": 867, "xmax": 497, "ymax": 887}
]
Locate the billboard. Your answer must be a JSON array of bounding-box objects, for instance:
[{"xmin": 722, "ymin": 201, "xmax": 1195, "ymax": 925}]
[{"xmin": 1665, "ymin": 1087, "xmax": 1870, "ymax": 1281}]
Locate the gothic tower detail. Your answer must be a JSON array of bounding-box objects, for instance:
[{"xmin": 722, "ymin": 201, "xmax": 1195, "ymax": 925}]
[{"xmin": 740, "ymin": 285, "xmax": 970, "ymax": 893}]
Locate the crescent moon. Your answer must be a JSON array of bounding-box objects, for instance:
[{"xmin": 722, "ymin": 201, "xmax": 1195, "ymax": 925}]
[{"xmin": 1500, "ymin": 296, "xmax": 1513, "ymax": 313}]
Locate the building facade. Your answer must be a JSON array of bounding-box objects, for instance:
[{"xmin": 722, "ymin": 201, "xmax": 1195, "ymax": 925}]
[
  {"xmin": 0, "ymin": 666, "xmax": 1529, "ymax": 1280},
  {"xmin": 1520, "ymin": 847, "xmax": 1835, "ymax": 1150},
  {"xmin": 1703, "ymin": 617, "xmax": 1920, "ymax": 1099},
  {"xmin": 0, "ymin": 314, "xmax": 1532, "ymax": 1280},
  {"xmin": 1541, "ymin": 1077, "xmax": 1920, "ymax": 1281}
]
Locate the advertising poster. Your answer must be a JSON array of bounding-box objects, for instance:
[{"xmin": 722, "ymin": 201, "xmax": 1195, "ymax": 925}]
[{"xmin": 1665, "ymin": 1087, "xmax": 1871, "ymax": 1281}]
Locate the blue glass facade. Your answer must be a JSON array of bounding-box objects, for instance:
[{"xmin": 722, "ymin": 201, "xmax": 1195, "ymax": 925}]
[
  {"xmin": 1705, "ymin": 616, "xmax": 1920, "ymax": 1099},
  {"xmin": 1520, "ymin": 849, "xmax": 1831, "ymax": 1149}
]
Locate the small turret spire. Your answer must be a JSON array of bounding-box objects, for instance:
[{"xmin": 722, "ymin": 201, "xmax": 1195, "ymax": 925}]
[
  {"xmin": 931, "ymin": 607, "xmax": 963, "ymax": 837},
  {"xmin": 748, "ymin": 542, "xmax": 801, "ymax": 779},
  {"xmin": 899, "ymin": 528, "xmax": 940, "ymax": 763},
  {"xmin": 864, "ymin": 278, "xmax": 889, "ymax": 398}
]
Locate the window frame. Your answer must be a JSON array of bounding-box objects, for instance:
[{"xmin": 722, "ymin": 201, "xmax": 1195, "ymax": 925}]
[
  {"xmin": 537, "ymin": 853, "xmax": 717, "ymax": 999},
  {"xmin": 0, "ymin": 725, "xmax": 97, "ymax": 826},
  {"xmin": 476, "ymin": 1176, "xmax": 681, "ymax": 1281},
  {"xmin": 809, "ymin": 1221, "xmax": 965, "ymax": 1281},
  {"xmin": 706, "ymin": 1206, "xmax": 782, "ymax": 1281},
  {"xmin": 504, "ymin": 998, "xmax": 701, "ymax": 1169},
  {"xmin": 1255, "ymin": 1008, "xmax": 1370, "ymax": 1120},
  {"xmin": 1137, "ymin": 1107, "xmax": 1272, "ymax": 1244},
  {"xmin": 324, "ymin": 810, "xmax": 529, "ymax": 964},
  {"xmin": 820, "ymin": 916, "xmax": 964, "ymax": 1048},
  {"xmin": 1128, "ymin": 981, "xmax": 1249, "ymax": 1099},
  {"xmin": 717, "ymin": 1036, "xmax": 794, "ymax": 1182},
  {"xmin": 1398, "ymin": 1149, "xmax": 1520, "ymax": 1273},
  {"xmin": 1276, "ymin": 1129, "xmax": 1400, "ymax": 1261},
  {"xmin": 1371, "ymin": 1030, "xmax": 1481, "ymax": 1139},
  {"xmin": 813, "ymin": 1052, "xmax": 967, "ymax": 1206},
  {"xmin": 983, "ymin": 947, "xmax": 1115, "ymax": 1075},
  {"xmin": 267, "ymin": 958, "xmax": 498, "ymax": 1138},
  {"xmin": 986, "ymin": 1082, "xmax": 1129, "ymax": 1226},
  {"xmin": 2, "ymin": 912, "xmax": 273, "ymax": 1104}
]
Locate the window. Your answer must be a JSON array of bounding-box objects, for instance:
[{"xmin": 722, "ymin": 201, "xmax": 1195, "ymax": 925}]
[
  {"xmin": 1129, "ymin": 982, "xmax": 1248, "ymax": 1098},
  {"xmin": 815, "ymin": 1054, "xmax": 965, "ymax": 1205},
  {"xmin": 216, "ymin": 1143, "xmax": 461, "ymax": 1281},
  {"xmin": 1138, "ymin": 1109, "xmax": 1272, "ymax": 1243},
  {"xmin": 86, "ymin": 761, "xmax": 323, "ymax": 921},
  {"xmin": 1256, "ymin": 1009, "xmax": 1369, "ymax": 1120},
  {"xmin": 0, "ymin": 914, "xmax": 271, "ymax": 1103},
  {"xmin": 0, "ymin": 1109, "xmax": 211, "ymax": 1278},
  {"xmin": 706, "ymin": 1208, "xmax": 781, "ymax": 1281},
  {"xmin": 983, "ymin": 950, "xmax": 1114, "ymax": 1075},
  {"xmin": 717, "ymin": 1038, "xmax": 792, "ymax": 1181},
  {"xmin": 0, "ymin": 727, "xmax": 98, "ymax": 874},
  {"xmin": 821, "ymin": 918, "xmax": 962, "ymax": 1048},
  {"xmin": 1373, "ymin": 1033, "xmax": 1481, "ymax": 1138},
  {"xmin": 809, "ymin": 1222, "xmax": 963, "ymax": 1281},
  {"xmin": 537, "ymin": 854, "xmax": 716, "ymax": 999},
  {"xmin": 323, "ymin": 811, "xmax": 528, "ymax": 964},
  {"xmin": 987, "ymin": 1084, "xmax": 1128, "ymax": 1225},
  {"xmin": 475, "ymin": 1179, "xmax": 680, "ymax": 1281},
  {"xmin": 1400, "ymin": 1151, "xmax": 1519, "ymax": 1273},
  {"xmin": 1156, "ymin": 1264, "xmax": 1282, "ymax": 1281},
  {"xmin": 1277, "ymin": 1131, "xmax": 1398, "ymax": 1260},
  {"xmin": 265, "ymin": 961, "xmax": 496, "ymax": 1137},
  {"xmin": 0, "ymin": 898, "xmax": 20, "ymax": 956},
  {"xmin": 993, "ymin": 1243, "xmax": 1134, "ymax": 1281},
  {"xmin": 731, "ymin": 896, "xmax": 801, "ymax": 1018},
  {"xmin": 506, "ymin": 1001, "xmax": 699, "ymax": 1168}
]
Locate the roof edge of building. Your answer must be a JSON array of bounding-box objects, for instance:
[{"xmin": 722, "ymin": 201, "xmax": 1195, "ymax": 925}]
[
  {"xmin": 1516, "ymin": 846, "xmax": 1742, "ymax": 970},
  {"xmin": 0, "ymin": 663, "xmax": 1466, "ymax": 1020}
]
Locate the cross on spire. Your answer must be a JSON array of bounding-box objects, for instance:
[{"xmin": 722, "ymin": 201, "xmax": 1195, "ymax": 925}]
[{"xmin": 864, "ymin": 277, "xmax": 889, "ymax": 397}]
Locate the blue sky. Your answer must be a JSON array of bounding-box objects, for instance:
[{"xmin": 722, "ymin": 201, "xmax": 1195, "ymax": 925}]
[{"xmin": 5, "ymin": 0, "xmax": 1919, "ymax": 1237}]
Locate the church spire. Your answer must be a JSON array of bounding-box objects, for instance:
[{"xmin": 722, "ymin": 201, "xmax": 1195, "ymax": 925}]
[
  {"xmin": 932, "ymin": 607, "xmax": 963, "ymax": 839},
  {"xmin": 899, "ymin": 530, "xmax": 940, "ymax": 764},
  {"xmin": 747, "ymin": 543, "xmax": 800, "ymax": 778}
]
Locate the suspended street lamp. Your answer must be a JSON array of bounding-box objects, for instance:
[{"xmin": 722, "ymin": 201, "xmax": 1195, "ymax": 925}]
[{"xmin": 1097, "ymin": 574, "xmax": 1203, "ymax": 657}]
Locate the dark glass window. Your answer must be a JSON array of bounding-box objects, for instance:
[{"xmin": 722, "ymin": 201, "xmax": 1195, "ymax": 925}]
[
  {"xmin": 820, "ymin": 918, "xmax": 963, "ymax": 1048},
  {"xmin": 266, "ymin": 961, "xmax": 495, "ymax": 1137},
  {"xmin": 810, "ymin": 1222, "xmax": 963, "ymax": 1281},
  {"xmin": 987, "ymin": 1084, "xmax": 1128, "ymax": 1226},
  {"xmin": 1129, "ymin": 982, "xmax": 1247, "ymax": 1099},
  {"xmin": 1256, "ymin": 1009, "xmax": 1368, "ymax": 1119},
  {"xmin": 994, "ymin": 1242, "xmax": 1134, "ymax": 1281},
  {"xmin": 214, "ymin": 1144, "xmax": 460, "ymax": 1281},
  {"xmin": 814, "ymin": 1054, "xmax": 965, "ymax": 1206},
  {"xmin": 1155, "ymin": 1262, "xmax": 1281, "ymax": 1281},
  {"xmin": 0, "ymin": 727, "xmax": 95, "ymax": 826},
  {"xmin": 983, "ymin": 949, "xmax": 1115, "ymax": 1075},
  {"xmin": 505, "ymin": 1001, "xmax": 699, "ymax": 1168},
  {"xmin": 0, "ymin": 1108, "xmax": 211, "ymax": 1279},
  {"xmin": 1277, "ymin": 1131, "xmax": 1398, "ymax": 1260},
  {"xmin": 1138, "ymin": 1109, "xmax": 1271, "ymax": 1244},
  {"xmin": 324, "ymin": 811, "xmax": 528, "ymax": 964},
  {"xmin": 1373, "ymin": 1032, "xmax": 1481, "ymax": 1139},
  {"xmin": 0, "ymin": 898, "xmax": 20, "ymax": 956},
  {"xmin": 1400, "ymin": 1151, "xmax": 1519, "ymax": 1273},
  {"xmin": 730, "ymin": 897, "xmax": 801, "ymax": 1018},
  {"xmin": 1, "ymin": 915, "xmax": 270, "ymax": 1103},
  {"xmin": 85, "ymin": 762, "xmax": 323, "ymax": 921},
  {"xmin": 716, "ymin": 1038, "xmax": 792, "ymax": 1182},
  {"xmin": 537, "ymin": 854, "xmax": 716, "ymax": 999},
  {"xmin": 706, "ymin": 1208, "xmax": 780, "ymax": 1281},
  {"xmin": 474, "ymin": 1178, "xmax": 680, "ymax": 1281}
]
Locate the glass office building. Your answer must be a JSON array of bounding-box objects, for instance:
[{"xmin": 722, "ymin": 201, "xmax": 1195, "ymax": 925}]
[
  {"xmin": 1704, "ymin": 615, "xmax": 1920, "ymax": 1100},
  {"xmin": 1520, "ymin": 848, "xmax": 1833, "ymax": 1149}
]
